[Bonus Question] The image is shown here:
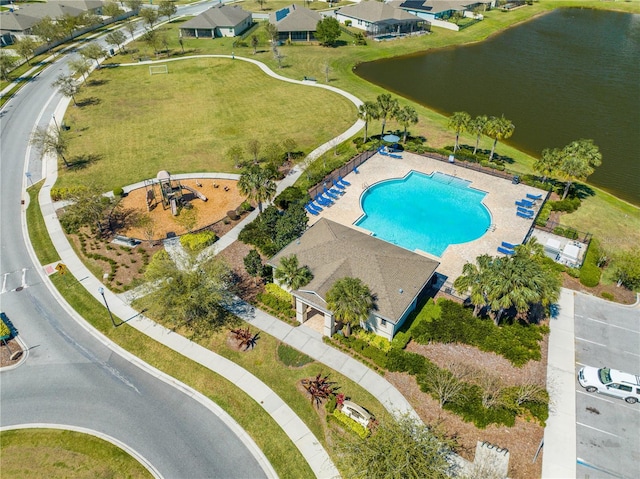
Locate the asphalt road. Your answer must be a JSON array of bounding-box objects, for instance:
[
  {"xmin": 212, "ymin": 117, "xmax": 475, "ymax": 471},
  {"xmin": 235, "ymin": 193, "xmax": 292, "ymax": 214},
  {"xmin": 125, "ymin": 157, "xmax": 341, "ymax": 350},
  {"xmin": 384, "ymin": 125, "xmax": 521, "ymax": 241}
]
[
  {"xmin": 574, "ymin": 294, "xmax": 640, "ymax": 479},
  {"xmin": 1, "ymin": 3, "xmax": 269, "ymax": 478}
]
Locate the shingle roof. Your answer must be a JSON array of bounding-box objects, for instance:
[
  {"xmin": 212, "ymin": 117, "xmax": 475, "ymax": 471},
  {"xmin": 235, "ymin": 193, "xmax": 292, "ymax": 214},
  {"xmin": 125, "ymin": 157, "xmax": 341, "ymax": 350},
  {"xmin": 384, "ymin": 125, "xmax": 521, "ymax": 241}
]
[
  {"xmin": 0, "ymin": 2, "xmax": 90, "ymax": 33},
  {"xmin": 397, "ymin": 0, "xmax": 470, "ymax": 14},
  {"xmin": 180, "ymin": 4, "xmax": 251, "ymax": 29},
  {"xmin": 269, "ymin": 5, "xmax": 321, "ymax": 32},
  {"xmin": 337, "ymin": 1, "xmax": 421, "ymax": 23},
  {"xmin": 269, "ymin": 219, "xmax": 439, "ymax": 323}
]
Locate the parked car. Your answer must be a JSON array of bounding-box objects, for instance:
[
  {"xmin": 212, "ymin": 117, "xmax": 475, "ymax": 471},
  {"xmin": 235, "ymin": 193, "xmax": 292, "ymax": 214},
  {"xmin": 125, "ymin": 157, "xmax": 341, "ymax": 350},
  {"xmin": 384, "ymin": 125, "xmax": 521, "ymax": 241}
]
[{"xmin": 578, "ymin": 366, "xmax": 640, "ymax": 404}]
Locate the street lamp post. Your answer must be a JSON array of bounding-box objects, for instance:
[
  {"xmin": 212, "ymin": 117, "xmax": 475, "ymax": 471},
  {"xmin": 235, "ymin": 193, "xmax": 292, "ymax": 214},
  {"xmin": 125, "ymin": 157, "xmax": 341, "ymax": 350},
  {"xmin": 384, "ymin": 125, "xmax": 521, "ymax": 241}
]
[
  {"xmin": 51, "ymin": 113, "xmax": 60, "ymax": 132},
  {"xmin": 98, "ymin": 287, "xmax": 117, "ymax": 327}
]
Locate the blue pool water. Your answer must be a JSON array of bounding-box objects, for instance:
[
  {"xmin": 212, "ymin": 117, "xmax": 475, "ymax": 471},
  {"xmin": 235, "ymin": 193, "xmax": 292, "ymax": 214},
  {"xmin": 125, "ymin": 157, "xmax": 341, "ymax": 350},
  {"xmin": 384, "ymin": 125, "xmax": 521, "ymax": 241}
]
[{"xmin": 355, "ymin": 171, "xmax": 491, "ymax": 257}]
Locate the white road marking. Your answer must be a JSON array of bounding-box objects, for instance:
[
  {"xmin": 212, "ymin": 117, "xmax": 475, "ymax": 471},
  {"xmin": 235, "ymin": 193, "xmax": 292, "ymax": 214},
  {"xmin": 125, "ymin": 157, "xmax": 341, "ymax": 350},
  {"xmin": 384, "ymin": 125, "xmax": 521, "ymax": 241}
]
[
  {"xmin": 586, "ymin": 317, "xmax": 640, "ymax": 334},
  {"xmin": 21, "ymin": 268, "xmax": 27, "ymax": 288},
  {"xmin": 576, "ymin": 391, "xmax": 640, "ymax": 413},
  {"xmin": 577, "ymin": 422, "xmax": 620, "ymax": 437},
  {"xmin": 1, "ymin": 273, "xmax": 7, "ymax": 294},
  {"xmin": 623, "ymin": 350, "xmax": 640, "ymax": 358},
  {"xmin": 576, "ymin": 337, "xmax": 606, "ymax": 347}
]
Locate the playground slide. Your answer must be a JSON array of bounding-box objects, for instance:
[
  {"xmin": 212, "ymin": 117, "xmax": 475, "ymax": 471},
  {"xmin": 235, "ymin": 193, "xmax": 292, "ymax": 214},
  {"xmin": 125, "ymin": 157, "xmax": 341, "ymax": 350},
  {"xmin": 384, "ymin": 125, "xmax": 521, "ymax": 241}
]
[
  {"xmin": 182, "ymin": 185, "xmax": 207, "ymax": 202},
  {"xmin": 170, "ymin": 198, "xmax": 178, "ymax": 216}
]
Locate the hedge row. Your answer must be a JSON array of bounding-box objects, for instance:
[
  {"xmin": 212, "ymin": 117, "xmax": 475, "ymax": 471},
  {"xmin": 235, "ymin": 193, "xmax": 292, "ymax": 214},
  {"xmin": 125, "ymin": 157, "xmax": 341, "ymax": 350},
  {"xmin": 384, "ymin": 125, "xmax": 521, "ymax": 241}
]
[
  {"xmin": 580, "ymin": 238, "xmax": 602, "ymax": 287},
  {"xmin": 331, "ymin": 410, "xmax": 370, "ymax": 439},
  {"xmin": 180, "ymin": 231, "xmax": 217, "ymax": 253},
  {"xmin": 256, "ymin": 292, "xmax": 295, "ymax": 319},
  {"xmin": 411, "ymin": 300, "xmax": 548, "ymax": 367}
]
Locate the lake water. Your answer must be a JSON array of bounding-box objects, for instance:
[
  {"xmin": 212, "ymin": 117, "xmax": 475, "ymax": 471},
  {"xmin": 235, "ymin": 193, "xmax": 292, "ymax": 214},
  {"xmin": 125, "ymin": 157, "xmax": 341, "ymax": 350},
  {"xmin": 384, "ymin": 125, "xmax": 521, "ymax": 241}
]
[{"xmin": 355, "ymin": 9, "xmax": 640, "ymax": 205}]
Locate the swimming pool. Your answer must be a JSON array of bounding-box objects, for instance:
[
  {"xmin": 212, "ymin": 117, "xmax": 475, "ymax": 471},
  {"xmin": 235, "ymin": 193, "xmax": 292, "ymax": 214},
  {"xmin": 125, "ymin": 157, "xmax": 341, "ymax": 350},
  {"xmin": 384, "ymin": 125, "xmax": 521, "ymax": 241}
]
[{"xmin": 355, "ymin": 171, "xmax": 491, "ymax": 257}]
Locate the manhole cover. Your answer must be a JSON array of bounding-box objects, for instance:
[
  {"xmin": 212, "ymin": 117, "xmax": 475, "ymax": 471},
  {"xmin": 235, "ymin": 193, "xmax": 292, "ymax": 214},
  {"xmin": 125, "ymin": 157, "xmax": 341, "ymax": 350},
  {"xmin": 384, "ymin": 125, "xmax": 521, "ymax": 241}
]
[{"xmin": 15, "ymin": 286, "xmax": 23, "ymax": 292}]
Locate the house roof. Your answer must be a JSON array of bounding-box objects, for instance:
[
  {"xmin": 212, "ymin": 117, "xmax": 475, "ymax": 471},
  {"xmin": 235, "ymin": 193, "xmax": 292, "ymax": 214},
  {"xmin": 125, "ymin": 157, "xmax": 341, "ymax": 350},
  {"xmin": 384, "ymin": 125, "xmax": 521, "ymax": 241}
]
[
  {"xmin": 268, "ymin": 219, "xmax": 439, "ymax": 323},
  {"xmin": 0, "ymin": 2, "xmax": 90, "ymax": 33},
  {"xmin": 180, "ymin": 4, "xmax": 251, "ymax": 30},
  {"xmin": 49, "ymin": 0, "xmax": 105, "ymax": 11},
  {"xmin": 269, "ymin": 5, "xmax": 321, "ymax": 32},
  {"xmin": 396, "ymin": 0, "xmax": 471, "ymax": 14},
  {"xmin": 337, "ymin": 1, "xmax": 421, "ymax": 24}
]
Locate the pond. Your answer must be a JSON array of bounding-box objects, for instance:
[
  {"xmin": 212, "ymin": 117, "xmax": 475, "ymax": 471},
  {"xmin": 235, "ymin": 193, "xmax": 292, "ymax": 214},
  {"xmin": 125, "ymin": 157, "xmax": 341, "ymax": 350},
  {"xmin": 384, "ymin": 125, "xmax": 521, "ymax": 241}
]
[{"xmin": 355, "ymin": 8, "xmax": 640, "ymax": 205}]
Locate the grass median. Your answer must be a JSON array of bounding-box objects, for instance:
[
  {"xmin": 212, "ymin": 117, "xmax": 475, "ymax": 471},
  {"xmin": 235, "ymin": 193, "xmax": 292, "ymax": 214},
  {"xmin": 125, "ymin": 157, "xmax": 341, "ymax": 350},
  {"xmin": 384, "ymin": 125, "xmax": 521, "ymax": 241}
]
[{"xmin": 0, "ymin": 429, "xmax": 152, "ymax": 479}]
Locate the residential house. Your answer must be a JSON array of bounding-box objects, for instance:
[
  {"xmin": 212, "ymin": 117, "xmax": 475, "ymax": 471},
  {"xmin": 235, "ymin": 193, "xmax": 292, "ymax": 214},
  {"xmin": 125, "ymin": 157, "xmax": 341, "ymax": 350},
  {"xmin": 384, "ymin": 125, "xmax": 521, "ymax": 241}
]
[
  {"xmin": 0, "ymin": 0, "xmax": 104, "ymax": 36},
  {"xmin": 179, "ymin": 4, "xmax": 252, "ymax": 38},
  {"xmin": 268, "ymin": 219, "xmax": 439, "ymax": 341},
  {"xmin": 392, "ymin": 0, "xmax": 495, "ymax": 23},
  {"xmin": 269, "ymin": 5, "xmax": 322, "ymax": 43},
  {"xmin": 335, "ymin": 1, "xmax": 423, "ymax": 36}
]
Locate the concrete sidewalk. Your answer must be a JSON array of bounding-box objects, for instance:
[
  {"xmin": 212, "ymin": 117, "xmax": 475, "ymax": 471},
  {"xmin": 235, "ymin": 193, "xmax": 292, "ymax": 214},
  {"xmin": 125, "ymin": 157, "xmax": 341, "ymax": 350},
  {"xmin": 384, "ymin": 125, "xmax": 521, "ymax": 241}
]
[{"xmin": 541, "ymin": 288, "xmax": 576, "ymax": 478}]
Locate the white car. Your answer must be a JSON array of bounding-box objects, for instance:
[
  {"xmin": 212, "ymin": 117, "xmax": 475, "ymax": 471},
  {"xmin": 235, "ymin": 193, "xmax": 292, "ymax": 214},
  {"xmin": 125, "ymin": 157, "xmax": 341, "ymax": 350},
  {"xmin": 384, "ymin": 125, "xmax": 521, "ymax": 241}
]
[{"xmin": 578, "ymin": 366, "xmax": 640, "ymax": 404}]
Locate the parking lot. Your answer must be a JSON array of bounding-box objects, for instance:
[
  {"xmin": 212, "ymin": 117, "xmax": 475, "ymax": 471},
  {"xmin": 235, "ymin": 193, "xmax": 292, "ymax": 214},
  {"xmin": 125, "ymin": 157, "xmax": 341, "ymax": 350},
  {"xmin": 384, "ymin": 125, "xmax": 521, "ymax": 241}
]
[{"xmin": 574, "ymin": 294, "xmax": 640, "ymax": 479}]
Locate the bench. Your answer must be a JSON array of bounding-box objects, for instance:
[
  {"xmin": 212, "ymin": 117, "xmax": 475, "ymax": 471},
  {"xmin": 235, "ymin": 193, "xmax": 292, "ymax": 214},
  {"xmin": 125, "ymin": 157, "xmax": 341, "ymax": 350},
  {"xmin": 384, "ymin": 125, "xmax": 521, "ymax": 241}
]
[{"xmin": 303, "ymin": 76, "xmax": 317, "ymax": 82}]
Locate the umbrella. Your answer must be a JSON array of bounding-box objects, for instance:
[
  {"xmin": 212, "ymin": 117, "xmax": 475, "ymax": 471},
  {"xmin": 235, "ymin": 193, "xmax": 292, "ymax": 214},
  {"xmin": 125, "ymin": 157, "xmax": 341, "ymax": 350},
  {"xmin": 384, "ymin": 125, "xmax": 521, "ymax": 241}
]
[{"xmin": 382, "ymin": 134, "xmax": 400, "ymax": 143}]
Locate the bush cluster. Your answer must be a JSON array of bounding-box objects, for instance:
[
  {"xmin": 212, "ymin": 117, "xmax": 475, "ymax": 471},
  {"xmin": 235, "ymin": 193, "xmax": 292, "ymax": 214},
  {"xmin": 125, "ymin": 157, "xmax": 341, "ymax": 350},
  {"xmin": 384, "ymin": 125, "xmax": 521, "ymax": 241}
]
[
  {"xmin": 180, "ymin": 231, "xmax": 217, "ymax": 253},
  {"xmin": 580, "ymin": 239, "xmax": 602, "ymax": 287},
  {"xmin": 274, "ymin": 186, "xmax": 308, "ymax": 210},
  {"xmin": 239, "ymin": 204, "xmax": 308, "ymax": 256},
  {"xmin": 113, "ymin": 187, "xmax": 125, "ymax": 197},
  {"xmin": 256, "ymin": 292, "xmax": 295, "ymax": 319},
  {"xmin": 552, "ymin": 226, "xmax": 579, "ymax": 240},
  {"xmin": 332, "ymin": 410, "xmax": 370, "ymax": 438},
  {"xmin": 535, "ymin": 203, "xmax": 552, "ymax": 227},
  {"xmin": 549, "ymin": 197, "xmax": 581, "ymax": 213},
  {"xmin": 264, "ymin": 283, "xmax": 292, "ymax": 303},
  {"xmin": 50, "ymin": 185, "xmax": 88, "ymax": 201},
  {"xmin": 0, "ymin": 318, "xmax": 10, "ymax": 338},
  {"xmin": 411, "ymin": 300, "xmax": 548, "ymax": 367},
  {"xmin": 332, "ymin": 333, "xmax": 388, "ymax": 369}
]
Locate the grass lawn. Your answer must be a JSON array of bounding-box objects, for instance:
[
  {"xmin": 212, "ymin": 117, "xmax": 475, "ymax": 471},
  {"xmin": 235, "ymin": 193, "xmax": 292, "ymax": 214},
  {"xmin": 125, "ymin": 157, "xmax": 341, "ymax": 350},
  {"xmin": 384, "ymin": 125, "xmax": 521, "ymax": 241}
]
[
  {"xmin": 58, "ymin": 57, "xmax": 356, "ymax": 193},
  {"xmin": 134, "ymin": 291, "xmax": 393, "ymax": 456},
  {"xmin": 0, "ymin": 429, "xmax": 152, "ymax": 478}
]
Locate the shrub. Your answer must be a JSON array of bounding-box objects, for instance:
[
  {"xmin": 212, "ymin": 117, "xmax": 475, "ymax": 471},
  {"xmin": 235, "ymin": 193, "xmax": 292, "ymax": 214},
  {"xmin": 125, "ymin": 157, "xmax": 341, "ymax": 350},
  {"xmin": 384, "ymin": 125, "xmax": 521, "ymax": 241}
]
[
  {"xmin": 180, "ymin": 231, "xmax": 217, "ymax": 253},
  {"xmin": 390, "ymin": 331, "xmax": 411, "ymax": 350},
  {"xmin": 265, "ymin": 283, "xmax": 292, "ymax": 303},
  {"xmin": 227, "ymin": 210, "xmax": 240, "ymax": 221},
  {"xmin": 549, "ymin": 197, "xmax": 581, "ymax": 213},
  {"xmin": 552, "ymin": 226, "xmax": 579, "ymax": 240},
  {"xmin": 535, "ymin": 203, "xmax": 552, "ymax": 226},
  {"xmin": 274, "ymin": 186, "xmax": 307, "ymax": 210},
  {"xmin": 277, "ymin": 343, "xmax": 314, "ymax": 367},
  {"xmin": 256, "ymin": 292, "xmax": 294, "ymax": 318},
  {"xmin": 333, "ymin": 410, "xmax": 370, "ymax": 438},
  {"xmin": 50, "ymin": 185, "xmax": 88, "ymax": 201},
  {"xmin": 600, "ymin": 292, "xmax": 614, "ymax": 301},
  {"xmin": 566, "ymin": 267, "xmax": 581, "ymax": 278},
  {"xmin": 113, "ymin": 187, "xmax": 125, "ymax": 197},
  {"xmin": 580, "ymin": 263, "xmax": 601, "ymax": 287},
  {"xmin": 0, "ymin": 319, "xmax": 10, "ymax": 338},
  {"xmin": 325, "ymin": 394, "xmax": 337, "ymax": 414}
]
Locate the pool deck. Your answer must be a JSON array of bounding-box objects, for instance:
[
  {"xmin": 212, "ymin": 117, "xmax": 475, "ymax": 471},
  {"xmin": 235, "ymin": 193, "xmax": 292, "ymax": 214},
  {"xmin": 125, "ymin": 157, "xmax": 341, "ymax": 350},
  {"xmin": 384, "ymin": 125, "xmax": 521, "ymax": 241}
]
[{"xmin": 308, "ymin": 151, "xmax": 546, "ymax": 282}]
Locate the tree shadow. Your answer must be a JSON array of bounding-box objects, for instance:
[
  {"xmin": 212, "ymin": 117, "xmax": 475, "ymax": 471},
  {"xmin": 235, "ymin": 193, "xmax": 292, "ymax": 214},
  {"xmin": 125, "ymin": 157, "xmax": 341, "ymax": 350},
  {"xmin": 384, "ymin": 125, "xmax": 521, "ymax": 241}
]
[
  {"xmin": 571, "ymin": 182, "xmax": 596, "ymax": 199},
  {"xmin": 68, "ymin": 153, "xmax": 102, "ymax": 170},
  {"xmin": 77, "ymin": 97, "xmax": 101, "ymax": 107},
  {"xmin": 88, "ymin": 78, "xmax": 108, "ymax": 87}
]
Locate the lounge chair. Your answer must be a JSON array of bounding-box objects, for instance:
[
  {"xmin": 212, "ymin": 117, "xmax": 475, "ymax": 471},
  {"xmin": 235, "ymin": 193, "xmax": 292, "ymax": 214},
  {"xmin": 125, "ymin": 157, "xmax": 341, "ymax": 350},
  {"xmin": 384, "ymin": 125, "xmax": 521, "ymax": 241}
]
[
  {"xmin": 315, "ymin": 195, "xmax": 331, "ymax": 206},
  {"xmin": 498, "ymin": 246, "xmax": 515, "ymax": 255},
  {"xmin": 353, "ymin": 167, "xmax": 359, "ymax": 174},
  {"xmin": 338, "ymin": 176, "xmax": 351, "ymax": 186},
  {"xmin": 515, "ymin": 199, "xmax": 534, "ymax": 208},
  {"xmin": 319, "ymin": 193, "xmax": 335, "ymax": 204},
  {"xmin": 501, "ymin": 241, "xmax": 518, "ymax": 249},
  {"xmin": 304, "ymin": 204, "xmax": 319, "ymax": 216},
  {"xmin": 517, "ymin": 211, "xmax": 534, "ymax": 219},
  {"xmin": 311, "ymin": 201, "xmax": 323, "ymax": 211},
  {"xmin": 390, "ymin": 154, "xmax": 402, "ymax": 159},
  {"xmin": 333, "ymin": 179, "xmax": 346, "ymax": 190},
  {"xmin": 517, "ymin": 206, "xmax": 534, "ymax": 214},
  {"xmin": 526, "ymin": 193, "xmax": 543, "ymax": 201},
  {"xmin": 324, "ymin": 188, "xmax": 339, "ymax": 200}
]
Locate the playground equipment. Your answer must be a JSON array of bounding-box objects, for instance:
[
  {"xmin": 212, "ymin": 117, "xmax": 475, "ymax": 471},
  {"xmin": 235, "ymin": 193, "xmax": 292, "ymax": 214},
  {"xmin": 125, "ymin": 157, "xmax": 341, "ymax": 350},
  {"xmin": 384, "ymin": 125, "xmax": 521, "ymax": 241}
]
[{"xmin": 143, "ymin": 171, "xmax": 207, "ymax": 215}]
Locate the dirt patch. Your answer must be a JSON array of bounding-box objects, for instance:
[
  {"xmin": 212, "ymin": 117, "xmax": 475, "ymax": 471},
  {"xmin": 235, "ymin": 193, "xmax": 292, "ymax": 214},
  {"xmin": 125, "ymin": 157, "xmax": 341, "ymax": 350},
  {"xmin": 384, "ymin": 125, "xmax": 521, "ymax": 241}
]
[
  {"xmin": 562, "ymin": 273, "xmax": 637, "ymax": 305},
  {"xmin": 385, "ymin": 370, "xmax": 544, "ymax": 479},
  {"xmin": 217, "ymin": 240, "xmax": 267, "ymax": 302},
  {"xmin": 120, "ymin": 178, "xmax": 245, "ymax": 240},
  {"xmin": 0, "ymin": 338, "xmax": 23, "ymax": 368}
]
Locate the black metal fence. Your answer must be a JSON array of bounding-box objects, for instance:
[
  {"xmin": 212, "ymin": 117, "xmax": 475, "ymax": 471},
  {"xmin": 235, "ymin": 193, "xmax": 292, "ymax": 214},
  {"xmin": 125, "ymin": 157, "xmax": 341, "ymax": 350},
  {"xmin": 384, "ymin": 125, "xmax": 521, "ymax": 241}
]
[{"xmin": 307, "ymin": 150, "xmax": 376, "ymax": 201}]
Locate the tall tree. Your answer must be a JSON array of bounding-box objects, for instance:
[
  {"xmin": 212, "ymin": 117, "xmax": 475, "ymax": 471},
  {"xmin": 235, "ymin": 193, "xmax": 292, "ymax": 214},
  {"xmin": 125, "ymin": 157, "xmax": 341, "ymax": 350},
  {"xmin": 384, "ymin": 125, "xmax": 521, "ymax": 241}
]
[
  {"xmin": 274, "ymin": 254, "xmax": 313, "ymax": 304},
  {"xmin": 31, "ymin": 126, "xmax": 70, "ymax": 167},
  {"xmin": 226, "ymin": 144, "xmax": 245, "ymax": 169},
  {"xmin": 246, "ymin": 139, "xmax": 261, "ymax": 163},
  {"xmin": 485, "ymin": 115, "xmax": 515, "ymax": 162},
  {"xmin": 158, "ymin": 0, "xmax": 177, "ymax": 21},
  {"xmin": 125, "ymin": 0, "xmax": 143, "ymax": 13},
  {"xmin": 556, "ymin": 139, "xmax": 602, "ymax": 199},
  {"xmin": 265, "ymin": 23, "xmax": 278, "ymax": 43},
  {"xmin": 58, "ymin": 13, "xmax": 81, "ymax": 40},
  {"xmin": 340, "ymin": 414, "xmax": 454, "ymax": 479},
  {"xmin": 0, "ymin": 52, "xmax": 17, "ymax": 82},
  {"xmin": 103, "ymin": 1, "xmax": 124, "ymax": 18},
  {"xmin": 376, "ymin": 94, "xmax": 399, "ymax": 137},
  {"xmin": 105, "ymin": 30, "xmax": 127, "ymax": 54},
  {"xmin": 315, "ymin": 17, "xmax": 341, "ymax": 46},
  {"xmin": 447, "ymin": 111, "xmax": 471, "ymax": 153},
  {"xmin": 251, "ymin": 34, "xmax": 259, "ymax": 55},
  {"xmin": 52, "ymin": 74, "xmax": 79, "ymax": 106},
  {"xmin": 58, "ymin": 188, "xmax": 114, "ymax": 235},
  {"xmin": 535, "ymin": 147, "xmax": 562, "ymax": 183},
  {"xmin": 80, "ymin": 44, "xmax": 106, "ymax": 69},
  {"xmin": 125, "ymin": 20, "xmax": 138, "ymax": 40},
  {"xmin": 282, "ymin": 137, "xmax": 297, "ymax": 163},
  {"xmin": 31, "ymin": 16, "xmax": 64, "ymax": 45},
  {"xmin": 243, "ymin": 249, "xmax": 263, "ymax": 285},
  {"xmin": 453, "ymin": 254, "xmax": 493, "ymax": 316},
  {"xmin": 394, "ymin": 105, "xmax": 419, "ymax": 143},
  {"xmin": 144, "ymin": 251, "xmax": 234, "ymax": 332},
  {"xmin": 69, "ymin": 56, "xmax": 91, "ymax": 85},
  {"xmin": 469, "ymin": 114, "xmax": 488, "ymax": 155},
  {"xmin": 14, "ymin": 37, "xmax": 38, "ymax": 66},
  {"xmin": 140, "ymin": 7, "xmax": 160, "ymax": 29},
  {"xmin": 326, "ymin": 277, "xmax": 376, "ymax": 336},
  {"xmin": 357, "ymin": 101, "xmax": 379, "ymax": 143},
  {"xmin": 237, "ymin": 164, "xmax": 277, "ymax": 213}
]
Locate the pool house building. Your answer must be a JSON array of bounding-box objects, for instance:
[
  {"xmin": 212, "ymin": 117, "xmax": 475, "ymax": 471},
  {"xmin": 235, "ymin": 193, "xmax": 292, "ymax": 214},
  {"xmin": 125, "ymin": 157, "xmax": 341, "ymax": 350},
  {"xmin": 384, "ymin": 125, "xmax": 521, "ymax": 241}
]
[{"xmin": 268, "ymin": 219, "xmax": 439, "ymax": 340}]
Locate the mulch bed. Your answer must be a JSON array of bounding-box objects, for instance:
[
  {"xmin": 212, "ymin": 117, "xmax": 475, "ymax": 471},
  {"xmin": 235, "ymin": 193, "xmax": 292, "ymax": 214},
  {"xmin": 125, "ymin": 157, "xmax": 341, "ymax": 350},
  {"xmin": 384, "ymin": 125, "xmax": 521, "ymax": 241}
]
[{"xmin": 0, "ymin": 338, "xmax": 24, "ymax": 368}]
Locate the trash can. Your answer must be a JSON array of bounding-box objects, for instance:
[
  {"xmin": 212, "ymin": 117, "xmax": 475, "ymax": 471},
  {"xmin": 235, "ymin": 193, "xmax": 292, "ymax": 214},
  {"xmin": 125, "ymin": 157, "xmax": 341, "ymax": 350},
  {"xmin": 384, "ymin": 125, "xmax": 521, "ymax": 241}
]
[{"xmin": 512, "ymin": 175, "xmax": 520, "ymax": 185}]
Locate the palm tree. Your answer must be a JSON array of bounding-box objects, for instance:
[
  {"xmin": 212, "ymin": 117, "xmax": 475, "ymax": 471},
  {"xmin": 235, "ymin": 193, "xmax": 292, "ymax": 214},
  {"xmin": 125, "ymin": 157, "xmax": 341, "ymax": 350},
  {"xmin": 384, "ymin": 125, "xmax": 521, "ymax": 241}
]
[
  {"xmin": 394, "ymin": 105, "xmax": 419, "ymax": 144},
  {"xmin": 447, "ymin": 111, "xmax": 471, "ymax": 153},
  {"xmin": 237, "ymin": 164, "xmax": 276, "ymax": 213},
  {"xmin": 534, "ymin": 147, "xmax": 562, "ymax": 183},
  {"xmin": 376, "ymin": 94, "xmax": 399, "ymax": 137},
  {"xmin": 556, "ymin": 139, "xmax": 602, "ymax": 199},
  {"xmin": 326, "ymin": 277, "xmax": 376, "ymax": 336},
  {"xmin": 469, "ymin": 115, "xmax": 488, "ymax": 155},
  {"xmin": 357, "ymin": 101, "xmax": 379, "ymax": 143},
  {"xmin": 274, "ymin": 255, "xmax": 313, "ymax": 305},
  {"xmin": 485, "ymin": 115, "xmax": 515, "ymax": 162},
  {"xmin": 453, "ymin": 254, "xmax": 493, "ymax": 316}
]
